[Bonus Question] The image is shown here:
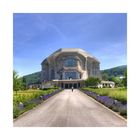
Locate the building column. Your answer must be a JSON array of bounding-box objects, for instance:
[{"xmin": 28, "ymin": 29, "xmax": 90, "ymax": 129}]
[{"xmin": 85, "ymin": 57, "xmax": 87, "ymax": 70}]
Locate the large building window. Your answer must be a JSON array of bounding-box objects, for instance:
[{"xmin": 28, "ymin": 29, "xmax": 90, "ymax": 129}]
[
  {"xmin": 51, "ymin": 69, "xmax": 55, "ymax": 79},
  {"xmin": 64, "ymin": 71, "xmax": 81, "ymax": 79},
  {"xmin": 64, "ymin": 58, "xmax": 77, "ymax": 67},
  {"xmin": 64, "ymin": 72, "xmax": 77, "ymax": 79}
]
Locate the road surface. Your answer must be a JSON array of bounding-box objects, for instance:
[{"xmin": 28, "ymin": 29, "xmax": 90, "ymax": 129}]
[{"xmin": 14, "ymin": 89, "xmax": 127, "ymax": 127}]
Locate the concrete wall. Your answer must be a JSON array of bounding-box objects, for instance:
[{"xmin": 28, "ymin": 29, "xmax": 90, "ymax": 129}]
[{"xmin": 41, "ymin": 51, "xmax": 101, "ymax": 82}]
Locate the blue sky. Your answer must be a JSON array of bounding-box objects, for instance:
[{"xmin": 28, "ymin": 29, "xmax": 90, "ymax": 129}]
[{"xmin": 13, "ymin": 13, "xmax": 127, "ymax": 76}]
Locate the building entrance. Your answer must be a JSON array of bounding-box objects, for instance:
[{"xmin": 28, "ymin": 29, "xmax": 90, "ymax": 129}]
[
  {"xmin": 73, "ymin": 83, "xmax": 77, "ymax": 88},
  {"xmin": 63, "ymin": 83, "xmax": 80, "ymax": 89},
  {"xmin": 65, "ymin": 84, "xmax": 68, "ymax": 89}
]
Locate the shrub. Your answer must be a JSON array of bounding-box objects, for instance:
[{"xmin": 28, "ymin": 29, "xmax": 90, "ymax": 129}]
[
  {"xmin": 81, "ymin": 87, "xmax": 127, "ymax": 103},
  {"xmin": 85, "ymin": 77, "xmax": 100, "ymax": 87},
  {"xmin": 81, "ymin": 87, "xmax": 127, "ymax": 117},
  {"xmin": 13, "ymin": 89, "xmax": 59, "ymax": 118}
]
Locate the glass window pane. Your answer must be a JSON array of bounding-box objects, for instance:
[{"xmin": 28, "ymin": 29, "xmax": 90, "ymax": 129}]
[
  {"xmin": 64, "ymin": 58, "xmax": 77, "ymax": 67},
  {"xmin": 64, "ymin": 72, "xmax": 77, "ymax": 79}
]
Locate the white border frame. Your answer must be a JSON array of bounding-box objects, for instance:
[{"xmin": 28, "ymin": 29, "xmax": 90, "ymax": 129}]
[{"xmin": 0, "ymin": 0, "xmax": 140, "ymax": 140}]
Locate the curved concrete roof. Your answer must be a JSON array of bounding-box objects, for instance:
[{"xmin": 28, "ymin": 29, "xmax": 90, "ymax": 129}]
[{"xmin": 42, "ymin": 48, "xmax": 100, "ymax": 64}]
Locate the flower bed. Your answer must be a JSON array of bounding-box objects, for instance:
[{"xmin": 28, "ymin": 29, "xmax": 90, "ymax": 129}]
[
  {"xmin": 80, "ymin": 88, "xmax": 127, "ymax": 118},
  {"xmin": 13, "ymin": 89, "xmax": 62, "ymax": 118}
]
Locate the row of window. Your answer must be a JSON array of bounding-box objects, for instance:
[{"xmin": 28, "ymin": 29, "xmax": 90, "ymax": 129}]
[
  {"xmin": 51, "ymin": 70, "xmax": 81, "ymax": 80},
  {"xmin": 64, "ymin": 72, "xmax": 77, "ymax": 79}
]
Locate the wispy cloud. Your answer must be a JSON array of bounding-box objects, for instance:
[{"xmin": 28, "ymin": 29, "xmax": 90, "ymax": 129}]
[{"xmin": 13, "ymin": 13, "xmax": 127, "ymax": 76}]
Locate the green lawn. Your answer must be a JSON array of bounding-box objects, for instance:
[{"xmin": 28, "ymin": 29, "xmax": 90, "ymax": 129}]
[{"xmin": 81, "ymin": 87, "xmax": 127, "ymax": 103}]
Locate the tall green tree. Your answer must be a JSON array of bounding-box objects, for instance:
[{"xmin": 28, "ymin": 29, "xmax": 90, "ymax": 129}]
[
  {"xmin": 102, "ymin": 73, "xmax": 109, "ymax": 81},
  {"xmin": 109, "ymin": 76, "xmax": 123, "ymax": 87},
  {"xmin": 13, "ymin": 70, "xmax": 21, "ymax": 94},
  {"xmin": 122, "ymin": 70, "xmax": 127, "ymax": 88},
  {"xmin": 85, "ymin": 77, "xmax": 100, "ymax": 88},
  {"xmin": 21, "ymin": 77, "xmax": 27, "ymax": 90}
]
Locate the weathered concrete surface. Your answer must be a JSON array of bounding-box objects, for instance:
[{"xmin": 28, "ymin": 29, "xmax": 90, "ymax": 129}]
[{"xmin": 14, "ymin": 89, "xmax": 127, "ymax": 127}]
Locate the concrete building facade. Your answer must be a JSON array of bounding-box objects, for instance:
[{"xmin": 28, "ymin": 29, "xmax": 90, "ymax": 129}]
[{"xmin": 41, "ymin": 48, "xmax": 101, "ymax": 88}]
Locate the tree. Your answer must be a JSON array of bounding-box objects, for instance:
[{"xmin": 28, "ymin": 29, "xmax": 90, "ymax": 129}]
[
  {"xmin": 109, "ymin": 76, "xmax": 123, "ymax": 87},
  {"xmin": 21, "ymin": 77, "xmax": 27, "ymax": 90},
  {"xmin": 85, "ymin": 77, "xmax": 101, "ymax": 88},
  {"xmin": 102, "ymin": 73, "xmax": 109, "ymax": 81},
  {"xmin": 122, "ymin": 70, "xmax": 127, "ymax": 88},
  {"xmin": 13, "ymin": 70, "xmax": 21, "ymax": 94}
]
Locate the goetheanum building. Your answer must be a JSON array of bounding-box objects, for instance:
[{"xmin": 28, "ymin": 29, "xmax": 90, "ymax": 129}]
[{"xmin": 41, "ymin": 48, "xmax": 101, "ymax": 89}]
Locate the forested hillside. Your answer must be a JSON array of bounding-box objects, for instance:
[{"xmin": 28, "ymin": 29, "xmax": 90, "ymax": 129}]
[
  {"xmin": 22, "ymin": 65, "xmax": 127, "ymax": 85},
  {"xmin": 101, "ymin": 65, "xmax": 127, "ymax": 77},
  {"xmin": 23, "ymin": 71, "xmax": 41, "ymax": 85}
]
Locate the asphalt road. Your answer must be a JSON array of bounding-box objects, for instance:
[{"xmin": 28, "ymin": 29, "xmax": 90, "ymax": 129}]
[{"xmin": 14, "ymin": 89, "xmax": 127, "ymax": 127}]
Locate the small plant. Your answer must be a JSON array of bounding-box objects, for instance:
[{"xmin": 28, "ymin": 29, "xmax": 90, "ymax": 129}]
[
  {"xmin": 13, "ymin": 88, "xmax": 59, "ymax": 118},
  {"xmin": 81, "ymin": 87, "xmax": 127, "ymax": 118},
  {"xmin": 81, "ymin": 87, "xmax": 127, "ymax": 103}
]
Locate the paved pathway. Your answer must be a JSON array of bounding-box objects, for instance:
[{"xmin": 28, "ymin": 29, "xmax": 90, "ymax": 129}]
[{"xmin": 14, "ymin": 89, "xmax": 127, "ymax": 127}]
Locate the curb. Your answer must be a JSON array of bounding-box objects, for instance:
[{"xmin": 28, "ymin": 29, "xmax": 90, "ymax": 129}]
[
  {"xmin": 13, "ymin": 90, "xmax": 63, "ymax": 122},
  {"xmin": 79, "ymin": 90, "xmax": 127, "ymax": 122}
]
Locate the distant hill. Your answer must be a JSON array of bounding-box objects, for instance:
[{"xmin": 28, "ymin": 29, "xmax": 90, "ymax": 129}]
[
  {"xmin": 23, "ymin": 65, "xmax": 127, "ymax": 85},
  {"xmin": 23, "ymin": 71, "xmax": 41, "ymax": 85},
  {"xmin": 101, "ymin": 65, "xmax": 127, "ymax": 77}
]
